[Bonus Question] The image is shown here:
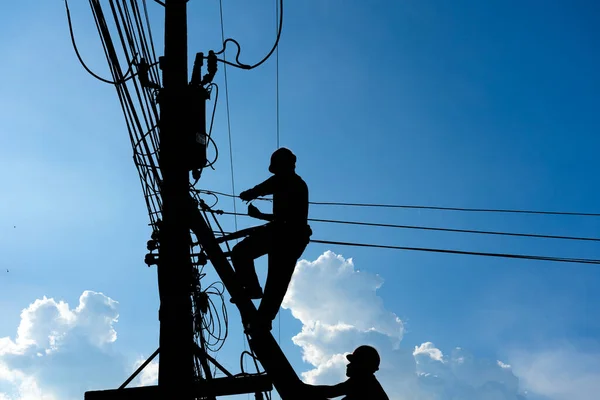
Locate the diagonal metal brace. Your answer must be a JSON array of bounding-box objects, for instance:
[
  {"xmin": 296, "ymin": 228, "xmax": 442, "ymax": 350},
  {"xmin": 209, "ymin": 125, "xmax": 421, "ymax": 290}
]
[
  {"xmin": 195, "ymin": 343, "xmax": 234, "ymax": 378},
  {"xmin": 188, "ymin": 199, "xmax": 305, "ymax": 400},
  {"xmin": 119, "ymin": 348, "xmax": 160, "ymax": 389}
]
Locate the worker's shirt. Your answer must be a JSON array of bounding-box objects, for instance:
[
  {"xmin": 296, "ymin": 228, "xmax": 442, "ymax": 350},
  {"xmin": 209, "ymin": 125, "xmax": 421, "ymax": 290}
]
[
  {"xmin": 250, "ymin": 172, "xmax": 309, "ymax": 227},
  {"xmin": 339, "ymin": 375, "xmax": 389, "ymax": 400}
]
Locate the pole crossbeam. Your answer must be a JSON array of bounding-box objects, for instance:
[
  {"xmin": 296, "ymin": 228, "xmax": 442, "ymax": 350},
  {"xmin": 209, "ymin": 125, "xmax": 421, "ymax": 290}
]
[{"xmin": 85, "ymin": 375, "xmax": 273, "ymax": 400}]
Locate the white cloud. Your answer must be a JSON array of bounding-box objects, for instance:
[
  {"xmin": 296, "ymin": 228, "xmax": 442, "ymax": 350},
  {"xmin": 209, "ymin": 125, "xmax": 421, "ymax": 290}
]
[
  {"xmin": 1, "ymin": 254, "xmax": 597, "ymax": 400},
  {"xmin": 284, "ymin": 251, "xmax": 527, "ymax": 400},
  {"xmin": 138, "ymin": 360, "xmax": 159, "ymax": 387},
  {"xmin": 510, "ymin": 346, "xmax": 600, "ymax": 400},
  {"xmin": 414, "ymin": 342, "xmax": 445, "ymax": 362},
  {"xmin": 0, "ymin": 364, "xmax": 56, "ymax": 400},
  {"xmin": 283, "ymin": 251, "xmax": 404, "ymax": 342},
  {"xmin": 0, "ymin": 291, "xmax": 125, "ymax": 400},
  {"xmin": 130, "ymin": 357, "xmax": 159, "ymax": 387}
]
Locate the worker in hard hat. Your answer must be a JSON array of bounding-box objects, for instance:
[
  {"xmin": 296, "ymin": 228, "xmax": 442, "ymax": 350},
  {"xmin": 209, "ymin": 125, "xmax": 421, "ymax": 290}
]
[
  {"xmin": 231, "ymin": 147, "xmax": 312, "ymax": 330},
  {"xmin": 302, "ymin": 345, "xmax": 389, "ymax": 400}
]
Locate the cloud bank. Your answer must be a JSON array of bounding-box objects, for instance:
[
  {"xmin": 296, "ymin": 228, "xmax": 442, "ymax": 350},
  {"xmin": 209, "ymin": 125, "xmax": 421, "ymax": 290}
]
[
  {"xmin": 283, "ymin": 251, "xmax": 527, "ymax": 400},
  {"xmin": 2, "ymin": 252, "xmax": 599, "ymax": 400},
  {"xmin": 0, "ymin": 291, "xmax": 146, "ymax": 400}
]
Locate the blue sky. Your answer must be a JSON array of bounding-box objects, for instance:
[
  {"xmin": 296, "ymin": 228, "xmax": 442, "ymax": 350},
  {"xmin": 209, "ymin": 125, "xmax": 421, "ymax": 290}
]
[{"xmin": 1, "ymin": 1, "xmax": 600, "ymax": 399}]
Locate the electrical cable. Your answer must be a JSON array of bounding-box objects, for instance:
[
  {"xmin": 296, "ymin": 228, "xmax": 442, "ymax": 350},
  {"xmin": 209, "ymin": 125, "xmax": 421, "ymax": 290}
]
[
  {"xmin": 213, "ymin": 0, "xmax": 283, "ymax": 70},
  {"xmin": 88, "ymin": 0, "xmax": 162, "ymax": 228},
  {"xmin": 204, "ymin": 83, "xmax": 220, "ymax": 169},
  {"xmin": 202, "ymin": 282, "xmax": 229, "ymax": 352},
  {"xmin": 218, "ymin": 0, "xmax": 239, "ymax": 236},
  {"xmin": 275, "ymin": 0, "xmax": 280, "ymax": 149},
  {"xmin": 212, "ymin": 227, "xmax": 600, "ymax": 266},
  {"xmin": 274, "ymin": 1, "xmax": 281, "ymax": 394},
  {"xmin": 310, "ymin": 239, "xmax": 600, "ymax": 265},
  {"xmin": 205, "ymin": 134, "xmax": 220, "ymax": 170},
  {"xmin": 207, "ymin": 83, "xmax": 219, "ymax": 141},
  {"xmin": 218, "ymin": 211, "xmax": 600, "ymax": 243},
  {"xmin": 75, "ymin": 2, "xmax": 229, "ymax": 379},
  {"xmin": 308, "ymin": 201, "xmax": 600, "ymax": 217},
  {"xmin": 194, "ymin": 210, "xmax": 230, "ymax": 355},
  {"xmin": 111, "ymin": 0, "xmax": 162, "ymax": 224},
  {"xmin": 197, "ymin": 189, "xmax": 600, "ymax": 218},
  {"xmin": 65, "ymin": 0, "xmax": 136, "ymax": 85},
  {"xmin": 142, "ymin": 0, "xmax": 161, "ymax": 85}
]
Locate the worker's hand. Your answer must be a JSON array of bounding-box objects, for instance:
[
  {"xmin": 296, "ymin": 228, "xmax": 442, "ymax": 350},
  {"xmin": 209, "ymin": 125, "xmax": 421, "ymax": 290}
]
[
  {"xmin": 239, "ymin": 190, "xmax": 253, "ymax": 202},
  {"xmin": 248, "ymin": 203, "xmax": 261, "ymax": 219}
]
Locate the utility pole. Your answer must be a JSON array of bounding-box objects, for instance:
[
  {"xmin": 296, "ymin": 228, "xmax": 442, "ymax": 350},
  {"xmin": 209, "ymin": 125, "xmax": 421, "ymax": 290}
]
[
  {"xmin": 157, "ymin": 0, "xmax": 194, "ymax": 398},
  {"xmin": 82, "ymin": 1, "xmax": 306, "ymax": 399}
]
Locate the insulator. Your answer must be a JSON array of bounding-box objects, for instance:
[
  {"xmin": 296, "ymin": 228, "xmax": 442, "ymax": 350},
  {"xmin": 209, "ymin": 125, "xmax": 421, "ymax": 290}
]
[
  {"xmin": 191, "ymin": 52, "xmax": 204, "ymax": 86},
  {"xmin": 192, "ymin": 169, "xmax": 201, "ymax": 181},
  {"xmin": 201, "ymin": 50, "xmax": 218, "ymax": 86},
  {"xmin": 145, "ymin": 253, "xmax": 158, "ymax": 266},
  {"xmin": 207, "ymin": 50, "xmax": 217, "ymax": 74},
  {"xmin": 147, "ymin": 240, "xmax": 159, "ymax": 251}
]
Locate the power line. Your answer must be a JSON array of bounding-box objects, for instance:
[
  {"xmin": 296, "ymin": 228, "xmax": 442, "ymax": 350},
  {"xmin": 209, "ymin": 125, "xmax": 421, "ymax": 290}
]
[
  {"xmin": 76, "ymin": 0, "xmax": 164, "ymax": 228},
  {"xmin": 276, "ymin": 4, "xmax": 281, "ymax": 384},
  {"xmin": 310, "ymin": 239, "xmax": 600, "ymax": 265},
  {"xmin": 308, "ymin": 201, "xmax": 600, "ymax": 217},
  {"xmin": 213, "ymin": 0, "xmax": 283, "ymax": 70},
  {"xmin": 65, "ymin": 0, "xmax": 135, "ymax": 85},
  {"xmin": 218, "ymin": 0, "xmax": 239, "ymax": 234},
  {"xmin": 313, "ymin": 216, "xmax": 600, "ymax": 242},
  {"xmin": 196, "ymin": 189, "xmax": 600, "ymax": 218},
  {"xmin": 212, "ymin": 228, "xmax": 600, "ymax": 265},
  {"xmin": 217, "ymin": 0, "xmax": 246, "ymax": 389},
  {"xmin": 220, "ymin": 210, "xmax": 600, "ymax": 243},
  {"xmin": 275, "ymin": 0, "xmax": 280, "ymax": 149},
  {"xmin": 217, "ymin": 211, "xmax": 600, "ymax": 243}
]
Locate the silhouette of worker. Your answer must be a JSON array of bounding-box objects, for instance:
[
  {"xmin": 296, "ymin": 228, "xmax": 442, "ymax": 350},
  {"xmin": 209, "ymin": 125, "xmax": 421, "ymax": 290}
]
[
  {"xmin": 303, "ymin": 345, "xmax": 389, "ymax": 400},
  {"xmin": 230, "ymin": 147, "xmax": 311, "ymax": 330}
]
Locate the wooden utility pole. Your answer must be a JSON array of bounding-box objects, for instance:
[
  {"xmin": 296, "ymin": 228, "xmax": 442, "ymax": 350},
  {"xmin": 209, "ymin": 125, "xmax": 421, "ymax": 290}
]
[
  {"xmin": 83, "ymin": 1, "xmax": 306, "ymax": 399},
  {"xmin": 157, "ymin": 0, "xmax": 194, "ymax": 398}
]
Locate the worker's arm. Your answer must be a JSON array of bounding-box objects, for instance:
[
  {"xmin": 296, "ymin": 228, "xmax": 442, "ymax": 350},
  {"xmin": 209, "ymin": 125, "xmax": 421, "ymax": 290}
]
[
  {"xmin": 248, "ymin": 204, "xmax": 274, "ymax": 221},
  {"xmin": 239, "ymin": 176, "xmax": 277, "ymax": 201},
  {"xmin": 303, "ymin": 381, "xmax": 348, "ymax": 399}
]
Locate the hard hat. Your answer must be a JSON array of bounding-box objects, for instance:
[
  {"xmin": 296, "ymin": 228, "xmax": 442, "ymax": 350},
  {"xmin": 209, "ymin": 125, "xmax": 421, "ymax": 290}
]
[
  {"xmin": 346, "ymin": 345, "xmax": 380, "ymax": 372},
  {"xmin": 269, "ymin": 147, "xmax": 296, "ymax": 173}
]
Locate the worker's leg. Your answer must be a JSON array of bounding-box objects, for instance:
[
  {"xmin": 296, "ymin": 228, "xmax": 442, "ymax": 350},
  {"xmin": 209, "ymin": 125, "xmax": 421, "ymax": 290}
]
[
  {"xmin": 257, "ymin": 235, "xmax": 310, "ymax": 325},
  {"xmin": 230, "ymin": 226, "xmax": 272, "ymax": 298},
  {"xmin": 257, "ymin": 253, "xmax": 296, "ymax": 325}
]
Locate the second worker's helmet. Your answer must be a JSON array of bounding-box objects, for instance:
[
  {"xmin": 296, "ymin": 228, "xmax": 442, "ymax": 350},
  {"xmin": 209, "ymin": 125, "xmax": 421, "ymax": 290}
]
[
  {"xmin": 346, "ymin": 345, "xmax": 380, "ymax": 372},
  {"xmin": 269, "ymin": 147, "xmax": 296, "ymax": 174}
]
